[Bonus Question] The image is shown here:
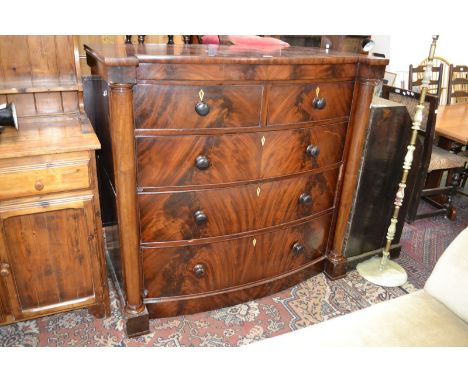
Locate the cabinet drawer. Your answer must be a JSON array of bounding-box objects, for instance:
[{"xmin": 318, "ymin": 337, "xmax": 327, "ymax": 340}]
[
  {"xmin": 137, "ymin": 122, "xmax": 347, "ymax": 188},
  {"xmin": 143, "ymin": 212, "xmax": 332, "ymax": 298},
  {"xmin": 139, "ymin": 168, "xmax": 338, "ymax": 243},
  {"xmin": 133, "ymin": 84, "xmax": 263, "ymax": 130},
  {"xmin": 0, "ymin": 152, "xmax": 91, "ymax": 200},
  {"xmin": 267, "ymin": 82, "xmax": 354, "ymax": 125}
]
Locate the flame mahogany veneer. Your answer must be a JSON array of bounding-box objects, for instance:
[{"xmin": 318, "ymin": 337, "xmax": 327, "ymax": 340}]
[{"xmin": 84, "ymin": 43, "xmax": 387, "ymax": 337}]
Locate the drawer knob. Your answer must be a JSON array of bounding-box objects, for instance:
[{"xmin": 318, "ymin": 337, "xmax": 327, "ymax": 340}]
[
  {"xmin": 299, "ymin": 193, "xmax": 312, "ymax": 205},
  {"xmin": 195, "ymin": 101, "xmax": 210, "ymax": 116},
  {"xmin": 194, "ymin": 210, "xmax": 208, "ymax": 225},
  {"xmin": 306, "ymin": 144, "xmax": 320, "ymax": 157},
  {"xmin": 0, "ymin": 263, "xmax": 10, "ymax": 277},
  {"xmin": 34, "ymin": 180, "xmax": 44, "ymax": 191},
  {"xmin": 292, "ymin": 242, "xmax": 305, "ymax": 254},
  {"xmin": 195, "ymin": 155, "xmax": 210, "ymax": 170},
  {"xmin": 312, "ymin": 97, "xmax": 326, "ymax": 109},
  {"xmin": 193, "ymin": 264, "xmax": 205, "ymax": 277}
]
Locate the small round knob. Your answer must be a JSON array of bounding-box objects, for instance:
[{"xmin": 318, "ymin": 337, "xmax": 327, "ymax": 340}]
[
  {"xmin": 195, "ymin": 101, "xmax": 210, "ymax": 116},
  {"xmin": 313, "ymin": 97, "xmax": 326, "ymax": 109},
  {"xmin": 34, "ymin": 180, "xmax": 44, "ymax": 191},
  {"xmin": 195, "ymin": 155, "xmax": 210, "ymax": 170},
  {"xmin": 0, "ymin": 263, "xmax": 10, "ymax": 277},
  {"xmin": 299, "ymin": 193, "xmax": 312, "ymax": 205},
  {"xmin": 193, "ymin": 264, "xmax": 205, "ymax": 277},
  {"xmin": 306, "ymin": 144, "xmax": 320, "ymax": 157},
  {"xmin": 292, "ymin": 242, "xmax": 305, "ymax": 254},
  {"xmin": 194, "ymin": 210, "xmax": 208, "ymax": 225}
]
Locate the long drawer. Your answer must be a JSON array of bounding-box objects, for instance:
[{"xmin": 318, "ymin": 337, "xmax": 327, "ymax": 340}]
[
  {"xmin": 136, "ymin": 122, "xmax": 347, "ymax": 188},
  {"xmin": 138, "ymin": 168, "xmax": 339, "ymax": 243},
  {"xmin": 133, "ymin": 84, "xmax": 263, "ymax": 130},
  {"xmin": 0, "ymin": 152, "xmax": 91, "ymax": 201},
  {"xmin": 142, "ymin": 212, "xmax": 332, "ymax": 298}
]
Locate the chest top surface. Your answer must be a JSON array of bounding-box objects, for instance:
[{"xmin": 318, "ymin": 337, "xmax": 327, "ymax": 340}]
[{"xmin": 84, "ymin": 43, "xmax": 389, "ymax": 67}]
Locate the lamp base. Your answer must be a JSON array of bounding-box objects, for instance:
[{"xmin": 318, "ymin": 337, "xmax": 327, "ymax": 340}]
[{"xmin": 356, "ymin": 256, "xmax": 408, "ymax": 287}]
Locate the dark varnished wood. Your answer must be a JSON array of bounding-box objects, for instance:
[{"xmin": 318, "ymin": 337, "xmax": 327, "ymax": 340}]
[
  {"xmin": 139, "ymin": 169, "xmax": 339, "ymax": 243},
  {"xmin": 136, "ymin": 122, "xmax": 347, "ymax": 188},
  {"xmin": 143, "ymin": 213, "xmax": 332, "ymax": 298},
  {"xmin": 133, "ymin": 84, "xmax": 263, "ymax": 129},
  {"xmin": 85, "ymin": 43, "xmax": 386, "ymax": 334},
  {"xmin": 267, "ymin": 82, "xmax": 354, "ymax": 125},
  {"xmin": 146, "ymin": 259, "xmax": 325, "ymax": 318}
]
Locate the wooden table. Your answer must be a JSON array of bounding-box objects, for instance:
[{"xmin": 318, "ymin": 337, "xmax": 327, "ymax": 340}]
[{"xmin": 436, "ymin": 103, "xmax": 468, "ymax": 146}]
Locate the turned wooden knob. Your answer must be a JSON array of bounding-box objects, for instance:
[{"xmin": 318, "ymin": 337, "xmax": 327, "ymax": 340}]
[
  {"xmin": 193, "ymin": 264, "xmax": 205, "ymax": 277},
  {"xmin": 292, "ymin": 242, "xmax": 305, "ymax": 254},
  {"xmin": 299, "ymin": 193, "xmax": 312, "ymax": 205},
  {"xmin": 306, "ymin": 144, "xmax": 320, "ymax": 157},
  {"xmin": 34, "ymin": 180, "xmax": 44, "ymax": 191},
  {"xmin": 195, "ymin": 155, "xmax": 210, "ymax": 170},
  {"xmin": 194, "ymin": 210, "xmax": 208, "ymax": 225},
  {"xmin": 313, "ymin": 96, "xmax": 326, "ymax": 109},
  {"xmin": 195, "ymin": 101, "xmax": 210, "ymax": 116},
  {"xmin": 0, "ymin": 263, "xmax": 10, "ymax": 277}
]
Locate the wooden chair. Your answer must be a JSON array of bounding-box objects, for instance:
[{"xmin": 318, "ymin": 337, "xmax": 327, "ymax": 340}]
[
  {"xmin": 408, "ymin": 63, "xmax": 444, "ymax": 102},
  {"xmin": 447, "ymin": 65, "xmax": 468, "ymax": 104},
  {"xmin": 381, "ymin": 85, "xmax": 465, "ymax": 222}
]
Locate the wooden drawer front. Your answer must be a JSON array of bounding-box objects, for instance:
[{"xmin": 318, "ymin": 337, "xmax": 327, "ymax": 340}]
[
  {"xmin": 133, "ymin": 84, "xmax": 263, "ymax": 129},
  {"xmin": 139, "ymin": 168, "xmax": 338, "ymax": 243},
  {"xmin": 136, "ymin": 122, "xmax": 347, "ymax": 188},
  {"xmin": 143, "ymin": 212, "xmax": 332, "ymax": 298},
  {"xmin": 0, "ymin": 152, "xmax": 91, "ymax": 200},
  {"xmin": 267, "ymin": 82, "xmax": 354, "ymax": 125}
]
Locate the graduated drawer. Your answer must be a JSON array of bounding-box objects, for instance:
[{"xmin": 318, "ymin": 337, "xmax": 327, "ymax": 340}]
[
  {"xmin": 143, "ymin": 212, "xmax": 332, "ymax": 298},
  {"xmin": 0, "ymin": 152, "xmax": 91, "ymax": 201},
  {"xmin": 267, "ymin": 81, "xmax": 354, "ymax": 125},
  {"xmin": 133, "ymin": 84, "xmax": 263, "ymax": 129},
  {"xmin": 139, "ymin": 168, "xmax": 338, "ymax": 243},
  {"xmin": 136, "ymin": 122, "xmax": 347, "ymax": 188}
]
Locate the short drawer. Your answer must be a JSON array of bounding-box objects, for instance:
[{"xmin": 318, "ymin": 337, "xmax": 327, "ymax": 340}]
[
  {"xmin": 267, "ymin": 81, "xmax": 354, "ymax": 125},
  {"xmin": 0, "ymin": 152, "xmax": 91, "ymax": 200},
  {"xmin": 133, "ymin": 84, "xmax": 263, "ymax": 129},
  {"xmin": 136, "ymin": 122, "xmax": 347, "ymax": 188},
  {"xmin": 143, "ymin": 212, "xmax": 332, "ymax": 298},
  {"xmin": 138, "ymin": 168, "xmax": 339, "ymax": 243}
]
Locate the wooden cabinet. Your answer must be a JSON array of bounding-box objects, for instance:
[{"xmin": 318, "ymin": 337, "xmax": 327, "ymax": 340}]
[
  {"xmin": 84, "ymin": 43, "xmax": 387, "ymax": 336},
  {"xmin": 0, "ymin": 36, "xmax": 109, "ymax": 326}
]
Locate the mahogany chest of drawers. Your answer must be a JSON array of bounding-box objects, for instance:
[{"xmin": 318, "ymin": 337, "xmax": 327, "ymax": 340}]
[{"xmin": 84, "ymin": 43, "xmax": 387, "ymax": 337}]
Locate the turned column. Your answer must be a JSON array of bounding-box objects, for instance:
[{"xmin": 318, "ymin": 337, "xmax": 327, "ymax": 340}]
[
  {"xmin": 325, "ymin": 63, "xmax": 385, "ymax": 280},
  {"xmin": 108, "ymin": 83, "xmax": 149, "ymax": 336}
]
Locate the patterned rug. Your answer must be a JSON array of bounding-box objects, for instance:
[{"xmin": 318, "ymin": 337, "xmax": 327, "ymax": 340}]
[{"xmin": 0, "ymin": 196, "xmax": 466, "ymax": 347}]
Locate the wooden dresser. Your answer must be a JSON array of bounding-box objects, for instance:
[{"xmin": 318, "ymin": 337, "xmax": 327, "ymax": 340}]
[
  {"xmin": 84, "ymin": 43, "xmax": 387, "ymax": 337},
  {"xmin": 0, "ymin": 36, "xmax": 109, "ymax": 325}
]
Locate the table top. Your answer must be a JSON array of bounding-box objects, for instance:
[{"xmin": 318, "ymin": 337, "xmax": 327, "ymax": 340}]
[{"xmin": 435, "ymin": 103, "xmax": 468, "ymax": 145}]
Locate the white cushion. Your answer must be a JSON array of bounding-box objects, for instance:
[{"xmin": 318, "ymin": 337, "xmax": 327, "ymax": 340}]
[{"xmin": 424, "ymin": 227, "xmax": 468, "ymax": 323}]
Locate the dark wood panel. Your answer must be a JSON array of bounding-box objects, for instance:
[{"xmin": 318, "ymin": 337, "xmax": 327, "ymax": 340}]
[
  {"xmin": 143, "ymin": 213, "xmax": 332, "ymax": 297},
  {"xmin": 267, "ymin": 82, "xmax": 354, "ymax": 125},
  {"xmin": 133, "ymin": 84, "xmax": 263, "ymax": 129},
  {"xmin": 146, "ymin": 259, "xmax": 325, "ymax": 318},
  {"xmin": 136, "ymin": 123, "xmax": 346, "ymax": 188},
  {"xmin": 136, "ymin": 63, "xmax": 357, "ymax": 81},
  {"xmin": 2, "ymin": 207, "xmax": 95, "ymax": 312},
  {"xmin": 139, "ymin": 168, "xmax": 339, "ymax": 243}
]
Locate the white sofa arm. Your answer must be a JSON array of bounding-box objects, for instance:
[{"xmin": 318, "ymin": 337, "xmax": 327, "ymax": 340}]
[{"xmin": 424, "ymin": 226, "xmax": 468, "ymax": 323}]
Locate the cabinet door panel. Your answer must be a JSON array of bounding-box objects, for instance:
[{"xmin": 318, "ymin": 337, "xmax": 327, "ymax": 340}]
[{"xmin": 0, "ymin": 195, "xmax": 99, "ymax": 319}]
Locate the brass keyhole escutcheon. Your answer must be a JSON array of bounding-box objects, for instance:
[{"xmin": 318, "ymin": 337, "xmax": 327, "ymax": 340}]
[
  {"xmin": 252, "ymin": 238, "xmax": 257, "ymax": 247},
  {"xmin": 261, "ymin": 136, "xmax": 266, "ymax": 146},
  {"xmin": 256, "ymin": 187, "xmax": 261, "ymax": 197},
  {"xmin": 198, "ymin": 89, "xmax": 205, "ymax": 102}
]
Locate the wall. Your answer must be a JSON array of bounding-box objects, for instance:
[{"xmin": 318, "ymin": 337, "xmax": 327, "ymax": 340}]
[{"xmin": 372, "ymin": 34, "xmax": 467, "ymax": 88}]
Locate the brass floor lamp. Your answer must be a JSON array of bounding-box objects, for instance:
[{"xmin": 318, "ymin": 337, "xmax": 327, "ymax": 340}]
[{"xmin": 357, "ymin": 35, "xmax": 439, "ymax": 287}]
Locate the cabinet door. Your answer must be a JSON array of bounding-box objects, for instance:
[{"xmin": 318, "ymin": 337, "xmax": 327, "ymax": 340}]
[{"xmin": 0, "ymin": 192, "xmax": 104, "ymax": 322}]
